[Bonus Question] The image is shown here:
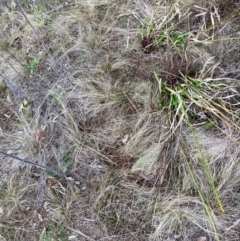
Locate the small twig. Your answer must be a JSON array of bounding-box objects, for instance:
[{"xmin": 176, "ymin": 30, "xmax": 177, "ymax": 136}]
[
  {"xmin": 0, "ymin": 150, "xmax": 64, "ymax": 176},
  {"xmin": 0, "ymin": 54, "xmax": 25, "ymax": 78},
  {"xmin": 35, "ymin": 145, "xmax": 47, "ymax": 208},
  {"xmin": 52, "ymin": 219, "xmax": 95, "ymax": 241},
  {"xmin": 0, "ymin": 71, "xmax": 25, "ymax": 96},
  {"xmin": 13, "ymin": 0, "xmax": 57, "ymax": 71},
  {"xmin": 0, "ymin": 44, "xmax": 31, "ymax": 74},
  {"xmin": 123, "ymin": 91, "xmax": 138, "ymax": 113}
]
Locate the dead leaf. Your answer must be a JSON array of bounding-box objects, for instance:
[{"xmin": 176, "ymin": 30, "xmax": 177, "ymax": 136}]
[
  {"xmin": 46, "ymin": 177, "xmax": 58, "ymax": 187},
  {"xmin": 0, "ymin": 206, "xmax": 4, "ymax": 214},
  {"xmin": 36, "ymin": 129, "xmax": 49, "ymax": 142},
  {"xmin": 197, "ymin": 236, "xmax": 207, "ymax": 241}
]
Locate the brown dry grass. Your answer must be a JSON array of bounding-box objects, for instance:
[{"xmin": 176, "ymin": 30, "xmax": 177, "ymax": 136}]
[{"xmin": 0, "ymin": 0, "xmax": 240, "ymax": 240}]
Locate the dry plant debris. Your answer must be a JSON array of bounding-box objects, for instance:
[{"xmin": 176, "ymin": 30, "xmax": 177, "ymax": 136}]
[{"xmin": 0, "ymin": 0, "xmax": 240, "ymax": 240}]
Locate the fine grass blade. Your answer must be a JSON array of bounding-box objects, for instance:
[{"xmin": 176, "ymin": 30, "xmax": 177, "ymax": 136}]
[{"xmin": 180, "ymin": 147, "xmax": 220, "ymax": 241}]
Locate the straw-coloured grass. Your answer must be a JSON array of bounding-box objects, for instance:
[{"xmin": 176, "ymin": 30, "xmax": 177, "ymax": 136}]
[{"xmin": 0, "ymin": 0, "xmax": 240, "ymax": 240}]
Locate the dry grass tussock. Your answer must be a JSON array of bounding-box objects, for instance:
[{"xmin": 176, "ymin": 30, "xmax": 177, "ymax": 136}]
[{"xmin": 0, "ymin": 0, "xmax": 240, "ymax": 240}]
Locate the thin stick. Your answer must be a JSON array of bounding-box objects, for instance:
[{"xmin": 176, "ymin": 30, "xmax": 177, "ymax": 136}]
[
  {"xmin": 0, "ymin": 150, "xmax": 63, "ymax": 175},
  {"xmin": 13, "ymin": 0, "xmax": 57, "ymax": 71},
  {"xmin": 0, "ymin": 71, "xmax": 25, "ymax": 96},
  {"xmin": 0, "ymin": 44, "xmax": 31, "ymax": 74}
]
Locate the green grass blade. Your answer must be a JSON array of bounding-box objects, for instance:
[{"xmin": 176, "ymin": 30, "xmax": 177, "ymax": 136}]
[
  {"xmin": 181, "ymin": 104, "xmax": 224, "ymax": 213},
  {"xmin": 180, "ymin": 147, "xmax": 220, "ymax": 241}
]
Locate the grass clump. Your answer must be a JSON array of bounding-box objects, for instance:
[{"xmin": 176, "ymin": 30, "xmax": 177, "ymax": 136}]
[{"xmin": 0, "ymin": 0, "xmax": 240, "ymax": 240}]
